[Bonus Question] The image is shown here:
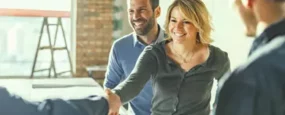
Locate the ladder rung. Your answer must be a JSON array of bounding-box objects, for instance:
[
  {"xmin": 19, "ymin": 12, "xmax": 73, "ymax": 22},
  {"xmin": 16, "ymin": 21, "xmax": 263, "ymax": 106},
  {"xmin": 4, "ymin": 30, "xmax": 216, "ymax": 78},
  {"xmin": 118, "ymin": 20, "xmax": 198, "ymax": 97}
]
[
  {"xmin": 48, "ymin": 24, "xmax": 58, "ymax": 26},
  {"xmin": 57, "ymin": 71, "xmax": 71, "ymax": 75},
  {"xmin": 34, "ymin": 69, "xmax": 50, "ymax": 72},
  {"xmin": 53, "ymin": 47, "xmax": 67, "ymax": 50},
  {"xmin": 39, "ymin": 46, "xmax": 66, "ymax": 50},
  {"xmin": 39, "ymin": 46, "xmax": 52, "ymax": 50}
]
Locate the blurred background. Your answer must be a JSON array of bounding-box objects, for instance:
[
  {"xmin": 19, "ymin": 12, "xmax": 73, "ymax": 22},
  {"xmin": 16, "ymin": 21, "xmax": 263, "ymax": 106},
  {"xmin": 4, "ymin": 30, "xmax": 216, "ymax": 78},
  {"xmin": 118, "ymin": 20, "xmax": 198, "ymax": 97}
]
[
  {"xmin": 0, "ymin": 0, "xmax": 255, "ymax": 111},
  {"xmin": 0, "ymin": 0, "xmax": 253, "ymax": 79}
]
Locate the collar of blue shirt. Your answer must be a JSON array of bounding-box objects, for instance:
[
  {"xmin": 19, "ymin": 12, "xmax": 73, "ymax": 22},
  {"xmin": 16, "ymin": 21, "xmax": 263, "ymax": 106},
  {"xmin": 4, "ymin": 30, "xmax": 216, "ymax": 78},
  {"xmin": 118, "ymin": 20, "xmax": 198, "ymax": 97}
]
[
  {"xmin": 249, "ymin": 18, "xmax": 285, "ymax": 56},
  {"xmin": 132, "ymin": 24, "xmax": 165, "ymax": 47}
]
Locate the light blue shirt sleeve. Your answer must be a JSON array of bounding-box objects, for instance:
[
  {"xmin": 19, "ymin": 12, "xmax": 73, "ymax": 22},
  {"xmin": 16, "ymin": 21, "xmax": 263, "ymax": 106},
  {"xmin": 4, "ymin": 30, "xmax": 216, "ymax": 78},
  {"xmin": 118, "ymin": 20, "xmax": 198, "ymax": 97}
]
[{"xmin": 104, "ymin": 43, "xmax": 125, "ymax": 89}]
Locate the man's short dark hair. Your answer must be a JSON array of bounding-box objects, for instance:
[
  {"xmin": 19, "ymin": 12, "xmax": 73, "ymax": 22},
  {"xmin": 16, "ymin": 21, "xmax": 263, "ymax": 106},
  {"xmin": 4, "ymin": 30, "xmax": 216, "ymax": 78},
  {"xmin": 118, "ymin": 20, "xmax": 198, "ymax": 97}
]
[{"xmin": 150, "ymin": 0, "xmax": 159, "ymax": 10}]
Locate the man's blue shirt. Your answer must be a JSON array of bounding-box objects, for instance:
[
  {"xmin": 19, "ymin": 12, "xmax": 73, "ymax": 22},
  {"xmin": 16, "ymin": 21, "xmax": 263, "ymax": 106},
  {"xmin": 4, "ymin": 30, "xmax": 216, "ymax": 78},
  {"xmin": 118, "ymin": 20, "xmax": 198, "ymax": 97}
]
[{"xmin": 104, "ymin": 25, "xmax": 165, "ymax": 115}]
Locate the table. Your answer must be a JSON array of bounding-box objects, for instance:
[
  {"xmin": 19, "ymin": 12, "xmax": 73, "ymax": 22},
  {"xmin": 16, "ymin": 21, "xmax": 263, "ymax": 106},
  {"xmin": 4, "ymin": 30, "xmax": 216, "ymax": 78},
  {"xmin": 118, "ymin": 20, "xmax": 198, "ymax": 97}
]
[
  {"xmin": 0, "ymin": 78, "xmax": 127, "ymax": 114},
  {"xmin": 86, "ymin": 65, "xmax": 107, "ymax": 79}
]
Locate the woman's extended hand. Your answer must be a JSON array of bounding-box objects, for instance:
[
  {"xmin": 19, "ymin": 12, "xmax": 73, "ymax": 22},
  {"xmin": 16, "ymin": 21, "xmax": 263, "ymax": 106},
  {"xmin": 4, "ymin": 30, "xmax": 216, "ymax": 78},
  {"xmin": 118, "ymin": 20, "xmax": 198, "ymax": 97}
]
[{"xmin": 105, "ymin": 88, "xmax": 122, "ymax": 115}]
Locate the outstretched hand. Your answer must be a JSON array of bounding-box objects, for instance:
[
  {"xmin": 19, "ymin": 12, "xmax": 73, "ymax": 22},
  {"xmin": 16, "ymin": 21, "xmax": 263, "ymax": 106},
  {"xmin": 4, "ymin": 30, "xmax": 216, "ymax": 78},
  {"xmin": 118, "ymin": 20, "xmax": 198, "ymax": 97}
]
[{"xmin": 105, "ymin": 88, "xmax": 122, "ymax": 115}]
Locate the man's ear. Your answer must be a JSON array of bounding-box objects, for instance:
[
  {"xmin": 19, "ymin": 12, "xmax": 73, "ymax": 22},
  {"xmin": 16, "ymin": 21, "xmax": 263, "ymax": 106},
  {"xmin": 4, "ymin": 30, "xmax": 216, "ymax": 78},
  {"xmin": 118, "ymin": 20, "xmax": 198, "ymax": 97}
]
[
  {"xmin": 154, "ymin": 6, "xmax": 161, "ymax": 18},
  {"xmin": 242, "ymin": 0, "xmax": 254, "ymax": 9},
  {"xmin": 238, "ymin": 0, "xmax": 258, "ymax": 37},
  {"xmin": 247, "ymin": 0, "xmax": 254, "ymax": 8}
]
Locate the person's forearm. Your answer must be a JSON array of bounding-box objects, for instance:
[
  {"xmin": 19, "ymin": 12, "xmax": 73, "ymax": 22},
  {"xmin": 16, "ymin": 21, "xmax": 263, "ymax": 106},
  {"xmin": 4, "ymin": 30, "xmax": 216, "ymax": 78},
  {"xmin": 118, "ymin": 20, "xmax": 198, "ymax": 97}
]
[
  {"xmin": 114, "ymin": 46, "xmax": 156, "ymax": 104},
  {"xmin": 0, "ymin": 87, "xmax": 108, "ymax": 115},
  {"xmin": 0, "ymin": 87, "xmax": 46, "ymax": 115},
  {"xmin": 113, "ymin": 74, "xmax": 151, "ymax": 104},
  {"xmin": 51, "ymin": 96, "xmax": 109, "ymax": 115}
]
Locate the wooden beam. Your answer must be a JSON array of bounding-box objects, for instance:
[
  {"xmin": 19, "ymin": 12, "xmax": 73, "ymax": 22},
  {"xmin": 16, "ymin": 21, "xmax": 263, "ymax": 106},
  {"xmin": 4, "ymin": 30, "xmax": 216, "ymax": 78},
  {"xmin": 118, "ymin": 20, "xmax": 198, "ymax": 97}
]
[{"xmin": 0, "ymin": 8, "xmax": 70, "ymax": 17}]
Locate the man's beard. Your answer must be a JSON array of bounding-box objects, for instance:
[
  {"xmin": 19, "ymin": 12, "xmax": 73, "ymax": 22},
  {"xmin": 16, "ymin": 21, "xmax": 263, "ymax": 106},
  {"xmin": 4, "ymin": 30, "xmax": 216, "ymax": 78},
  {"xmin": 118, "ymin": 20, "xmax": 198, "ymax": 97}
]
[{"xmin": 131, "ymin": 15, "xmax": 155, "ymax": 35}]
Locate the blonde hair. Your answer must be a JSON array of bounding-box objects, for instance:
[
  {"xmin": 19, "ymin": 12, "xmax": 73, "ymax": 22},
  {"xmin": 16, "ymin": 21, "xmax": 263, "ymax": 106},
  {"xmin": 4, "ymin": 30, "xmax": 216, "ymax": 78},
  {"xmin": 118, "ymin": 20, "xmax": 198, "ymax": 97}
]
[{"xmin": 164, "ymin": 0, "xmax": 213, "ymax": 44}]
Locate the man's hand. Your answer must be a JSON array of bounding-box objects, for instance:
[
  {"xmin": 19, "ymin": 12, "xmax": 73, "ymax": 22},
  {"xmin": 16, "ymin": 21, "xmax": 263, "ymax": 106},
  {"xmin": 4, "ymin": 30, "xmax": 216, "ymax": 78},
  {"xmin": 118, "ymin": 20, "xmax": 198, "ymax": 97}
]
[{"xmin": 105, "ymin": 88, "xmax": 122, "ymax": 115}]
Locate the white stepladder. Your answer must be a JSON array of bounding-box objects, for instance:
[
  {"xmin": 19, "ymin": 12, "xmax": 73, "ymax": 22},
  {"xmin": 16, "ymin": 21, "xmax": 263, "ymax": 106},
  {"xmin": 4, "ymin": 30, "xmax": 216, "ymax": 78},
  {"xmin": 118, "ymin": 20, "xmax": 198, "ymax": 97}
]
[{"xmin": 31, "ymin": 16, "xmax": 73, "ymax": 78}]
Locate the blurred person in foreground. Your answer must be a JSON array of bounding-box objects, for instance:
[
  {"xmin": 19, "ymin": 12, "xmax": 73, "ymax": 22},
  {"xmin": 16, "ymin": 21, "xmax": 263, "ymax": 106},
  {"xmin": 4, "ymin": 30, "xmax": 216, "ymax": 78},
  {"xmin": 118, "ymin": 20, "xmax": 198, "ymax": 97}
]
[
  {"xmin": 214, "ymin": 0, "xmax": 285, "ymax": 115},
  {"xmin": 0, "ymin": 87, "xmax": 108, "ymax": 115}
]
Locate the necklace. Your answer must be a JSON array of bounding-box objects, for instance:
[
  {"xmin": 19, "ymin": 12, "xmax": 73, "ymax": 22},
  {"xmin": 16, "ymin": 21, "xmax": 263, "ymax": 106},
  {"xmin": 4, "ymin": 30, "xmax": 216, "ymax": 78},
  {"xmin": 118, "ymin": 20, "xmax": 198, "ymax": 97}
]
[{"xmin": 171, "ymin": 42, "xmax": 195, "ymax": 64}]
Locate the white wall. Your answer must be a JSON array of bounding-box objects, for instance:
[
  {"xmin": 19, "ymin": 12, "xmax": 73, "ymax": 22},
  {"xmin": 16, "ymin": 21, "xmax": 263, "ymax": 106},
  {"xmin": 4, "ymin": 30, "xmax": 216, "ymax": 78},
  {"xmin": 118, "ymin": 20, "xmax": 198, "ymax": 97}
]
[
  {"xmin": 120, "ymin": 1, "xmax": 133, "ymax": 36},
  {"xmin": 157, "ymin": 0, "xmax": 172, "ymax": 28}
]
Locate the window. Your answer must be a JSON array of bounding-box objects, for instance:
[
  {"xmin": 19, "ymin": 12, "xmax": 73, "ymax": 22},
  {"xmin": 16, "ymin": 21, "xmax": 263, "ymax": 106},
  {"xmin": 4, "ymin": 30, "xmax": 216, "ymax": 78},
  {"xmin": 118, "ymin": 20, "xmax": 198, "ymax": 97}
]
[{"xmin": 0, "ymin": 0, "xmax": 74, "ymax": 77}]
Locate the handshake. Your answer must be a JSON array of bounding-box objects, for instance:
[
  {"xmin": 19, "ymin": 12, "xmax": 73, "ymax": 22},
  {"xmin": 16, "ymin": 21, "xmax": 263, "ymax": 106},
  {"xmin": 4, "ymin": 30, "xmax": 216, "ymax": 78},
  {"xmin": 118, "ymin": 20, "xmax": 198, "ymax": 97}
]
[{"xmin": 105, "ymin": 88, "xmax": 124, "ymax": 115}]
